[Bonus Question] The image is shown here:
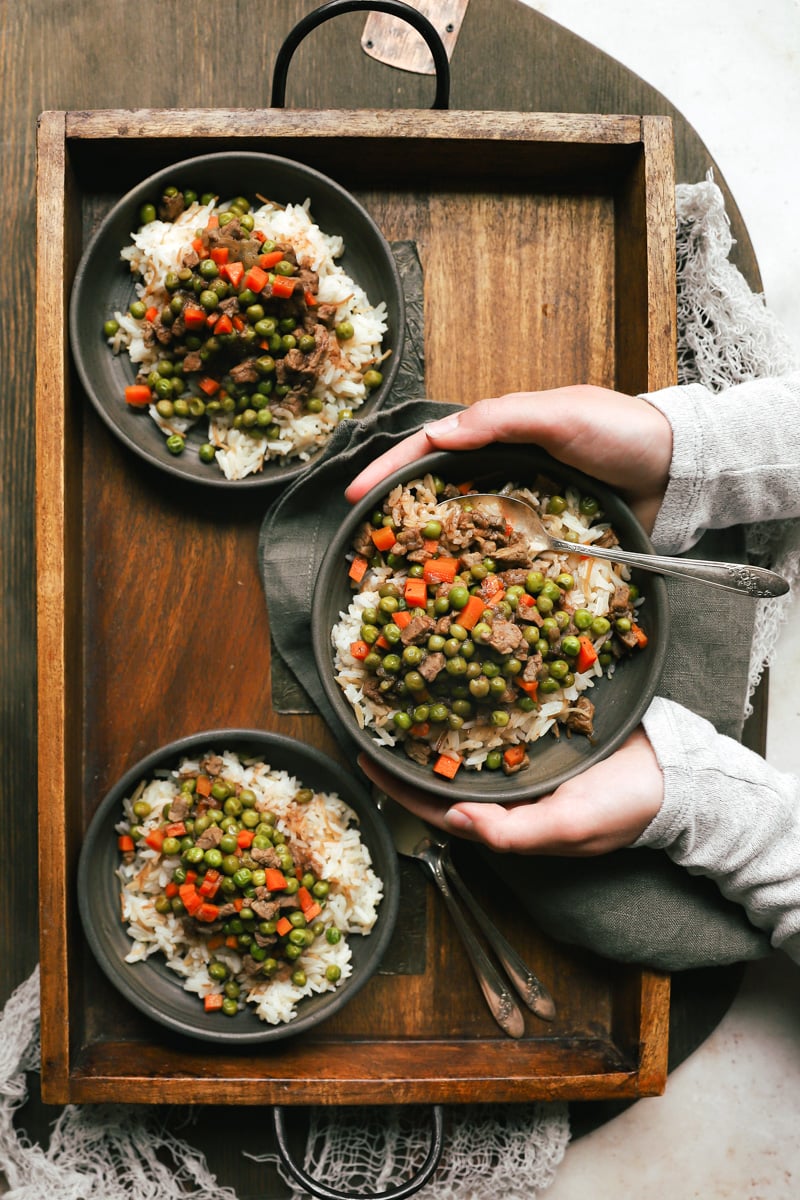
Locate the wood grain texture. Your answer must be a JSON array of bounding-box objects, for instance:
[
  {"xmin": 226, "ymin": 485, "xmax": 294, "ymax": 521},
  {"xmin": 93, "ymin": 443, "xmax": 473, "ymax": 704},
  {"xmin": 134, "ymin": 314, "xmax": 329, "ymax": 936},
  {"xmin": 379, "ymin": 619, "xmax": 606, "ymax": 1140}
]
[
  {"xmin": 4, "ymin": 0, "xmax": 763, "ymax": 1185},
  {"xmin": 38, "ymin": 108, "xmax": 672, "ymax": 1107}
]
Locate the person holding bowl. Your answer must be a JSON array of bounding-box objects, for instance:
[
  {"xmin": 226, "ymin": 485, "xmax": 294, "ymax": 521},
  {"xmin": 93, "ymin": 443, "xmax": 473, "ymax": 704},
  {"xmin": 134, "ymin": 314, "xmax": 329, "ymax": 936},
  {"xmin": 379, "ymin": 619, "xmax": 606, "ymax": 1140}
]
[{"xmin": 345, "ymin": 377, "xmax": 800, "ymax": 965}]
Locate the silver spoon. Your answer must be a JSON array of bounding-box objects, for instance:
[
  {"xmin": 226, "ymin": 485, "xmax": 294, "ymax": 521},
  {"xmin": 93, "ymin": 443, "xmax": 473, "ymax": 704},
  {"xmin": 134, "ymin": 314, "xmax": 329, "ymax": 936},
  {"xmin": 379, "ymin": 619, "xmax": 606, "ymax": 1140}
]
[{"xmin": 438, "ymin": 493, "xmax": 789, "ymax": 598}]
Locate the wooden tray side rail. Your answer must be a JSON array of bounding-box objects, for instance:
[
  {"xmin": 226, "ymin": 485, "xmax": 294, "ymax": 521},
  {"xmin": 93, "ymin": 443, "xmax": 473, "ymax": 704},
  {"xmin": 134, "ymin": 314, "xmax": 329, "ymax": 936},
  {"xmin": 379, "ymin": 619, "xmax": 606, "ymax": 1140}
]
[{"xmin": 36, "ymin": 108, "xmax": 674, "ymax": 1106}]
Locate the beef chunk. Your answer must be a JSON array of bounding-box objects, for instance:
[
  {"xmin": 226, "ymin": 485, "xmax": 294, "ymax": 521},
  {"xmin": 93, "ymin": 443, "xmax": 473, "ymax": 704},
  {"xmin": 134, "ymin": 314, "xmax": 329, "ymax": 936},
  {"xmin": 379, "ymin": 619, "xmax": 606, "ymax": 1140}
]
[
  {"xmin": 610, "ymin": 584, "xmax": 631, "ymax": 614},
  {"xmin": 565, "ymin": 696, "xmax": 595, "ymax": 737},
  {"xmin": 400, "ymin": 613, "xmax": 435, "ymax": 645},
  {"xmin": 251, "ymin": 845, "xmax": 282, "ymax": 867},
  {"xmin": 229, "ymin": 357, "xmax": 260, "ymax": 384},
  {"xmin": 167, "ymin": 794, "xmax": 191, "ymax": 821},
  {"xmin": 492, "ymin": 535, "xmax": 533, "ymax": 568},
  {"xmin": 352, "ymin": 522, "xmax": 376, "ymax": 558},
  {"xmin": 487, "ymin": 619, "xmax": 526, "ymax": 656},
  {"xmin": 522, "ymin": 652, "xmax": 543, "ymax": 683},
  {"xmin": 195, "ymin": 825, "xmax": 223, "ymax": 850},
  {"xmin": 159, "ymin": 191, "xmax": 185, "ymax": 221},
  {"xmin": 418, "ymin": 651, "xmax": 446, "ymax": 683},
  {"xmin": 404, "ymin": 738, "xmax": 433, "ymax": 765}
]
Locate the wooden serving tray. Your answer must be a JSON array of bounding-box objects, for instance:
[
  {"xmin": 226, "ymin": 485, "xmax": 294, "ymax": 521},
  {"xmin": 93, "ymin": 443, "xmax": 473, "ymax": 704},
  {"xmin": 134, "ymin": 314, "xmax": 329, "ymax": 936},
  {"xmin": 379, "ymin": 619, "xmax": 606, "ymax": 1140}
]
[{"xmin": 36, "ymin": 108, "xmax": 674, "ymax": 1106}]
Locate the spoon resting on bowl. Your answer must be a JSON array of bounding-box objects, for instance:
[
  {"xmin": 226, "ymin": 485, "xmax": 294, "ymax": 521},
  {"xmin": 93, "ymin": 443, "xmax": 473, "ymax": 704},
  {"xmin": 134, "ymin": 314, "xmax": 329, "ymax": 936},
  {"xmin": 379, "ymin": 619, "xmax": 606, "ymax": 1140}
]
[{"xmin": 437, "ymin": 493, "xmax": 789, "ymax": 598}]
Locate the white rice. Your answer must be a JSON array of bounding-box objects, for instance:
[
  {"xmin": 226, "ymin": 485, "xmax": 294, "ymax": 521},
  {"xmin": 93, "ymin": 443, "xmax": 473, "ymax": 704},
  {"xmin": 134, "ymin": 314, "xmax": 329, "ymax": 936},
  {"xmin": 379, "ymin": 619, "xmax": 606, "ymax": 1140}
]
[
  {"xmin": 331, "ymin": 474, "xmax": 644, "ymax": 773},
  {"xmin": 108, "ymin": 196, "xmax": 389, "ymax": 479},
  {"xmin": 116, "ymin": 750, "xmax": 383, "ymax": 1025}
]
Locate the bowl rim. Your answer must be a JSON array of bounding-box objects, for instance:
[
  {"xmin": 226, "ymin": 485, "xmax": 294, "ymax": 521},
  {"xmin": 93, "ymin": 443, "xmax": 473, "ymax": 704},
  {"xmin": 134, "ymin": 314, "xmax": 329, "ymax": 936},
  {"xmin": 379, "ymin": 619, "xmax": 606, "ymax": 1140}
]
[
  {"xmin": 68, "ymin": 150, "xmax": 405, "ymax": 491},
  {"xmin": 311, "ymin": 444, "xmax": 670, "ymax": 803},
  {"xmin": 77, "ymin": 727, "xmax": 400, "ymax": 1044}
]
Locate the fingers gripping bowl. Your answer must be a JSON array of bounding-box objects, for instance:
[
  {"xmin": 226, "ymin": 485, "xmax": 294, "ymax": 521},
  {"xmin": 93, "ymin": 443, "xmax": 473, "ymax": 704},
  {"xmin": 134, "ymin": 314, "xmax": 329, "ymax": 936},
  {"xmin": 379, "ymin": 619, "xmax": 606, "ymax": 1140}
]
[
  {"xmin": 69, "ymin": 152, "xmax": 404, "ymax": 489},
  {"xmin": 78, "ymin": 731, "xmax": 399, "ymax": 1045},
  {"xmin": 312, "ymin": 447, "xmax": 669, "ymax": 803}
]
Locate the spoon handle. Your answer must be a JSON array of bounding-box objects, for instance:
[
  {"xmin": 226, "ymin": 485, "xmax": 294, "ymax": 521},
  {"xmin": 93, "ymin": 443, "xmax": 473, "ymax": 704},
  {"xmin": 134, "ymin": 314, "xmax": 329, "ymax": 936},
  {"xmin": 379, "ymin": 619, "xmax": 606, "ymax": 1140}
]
[
  {"xmin": 441, "ymin": 850, "xmax": 556, "ymax": 1020},
  {"xmin": 551, "ymin": 538, "xmax": 789, "ymax": 598},
  {"xmin": 416, "ymin": 847, "xmax": 526, "ymax": 1038}
]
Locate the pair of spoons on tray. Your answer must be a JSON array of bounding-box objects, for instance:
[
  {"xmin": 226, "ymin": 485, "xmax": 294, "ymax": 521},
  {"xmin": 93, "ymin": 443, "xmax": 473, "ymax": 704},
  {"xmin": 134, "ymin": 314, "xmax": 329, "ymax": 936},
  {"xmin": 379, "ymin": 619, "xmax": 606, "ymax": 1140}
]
[
  {"xmin": 436, "ymin": 493, "xmax": 789, "ymax": 598},
  {"xmin": 376, "ymin": 792, "xmax": 555, "ymax": 1038}
]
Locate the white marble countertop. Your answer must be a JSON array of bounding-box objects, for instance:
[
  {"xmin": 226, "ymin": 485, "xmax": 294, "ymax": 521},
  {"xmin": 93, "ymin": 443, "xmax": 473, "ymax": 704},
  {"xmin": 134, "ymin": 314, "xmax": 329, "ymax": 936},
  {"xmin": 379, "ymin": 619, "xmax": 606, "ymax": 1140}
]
[{"xmin": 520, "ymin": 2, "xmax": 800, "ymax": 1196}]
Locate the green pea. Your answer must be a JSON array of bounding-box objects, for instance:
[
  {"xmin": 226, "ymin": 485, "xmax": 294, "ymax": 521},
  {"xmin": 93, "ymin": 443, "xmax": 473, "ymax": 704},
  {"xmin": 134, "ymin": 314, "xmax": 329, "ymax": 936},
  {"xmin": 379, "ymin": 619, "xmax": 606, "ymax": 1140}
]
[
  {"xmin": 549, "ymin": 659, "xmax": 569, "ymax": 680},
  {"xmin": 574, "ymin": 608, "xmax": 593, "ymax": 630},
  {"xmin": 540, "ymin": 677, "xmax": 561, "ymax": 694},
  {"xmin": 335, "ymin": 320, "xmax": 354, "ymax": 341},
  {"xmin": 405, "ymin": 670, "xmax": 426, "ymax": 691},
  {"xmin": 199, "ymin": 442, "xmax": 216, "ymax": 464},
  {"xmin": 615, "ymin": 617, "xmax": 632, "ymax": 634},
  {"xmin": 421, "ymin": 520, "xmax": 442, "ymax": 540},
  {"xmin": 221, "ymin": 854, "xmax": 240, "ymax": 876},
  {"xmin": 556, "ymin": 573, "xmax": 574, "ymax": 591},
  {"xmin": 129, "ymin": 299, "xmax": 147, "ymax": 320},
  {"xmin": 540, "ymin": 580, "xmax": 562, "ymax": 602},
  {"xmin": 591, "ymin": 616, "xmax": 611, "ymax": 637},
  {"xmin": 536, "ymin": 594, "xmax": 553, "ymax": 615},
  {"xmin": 547, "ymin": 495, "xmax": 567, "ymax": 514},
  {"xmin": 561, "ymin": 635, "xmax": 581, "ymax": 658},
  {"xmin": 485, "ymin": 749, "xmax": 503, "ymax": 770},
  {"xmin": 472, "ymin": 621, "xmax": 492, "ymax": 644},
  {"xmin": 208, "ymin": 960, "xmax": 228, "ymax": 981},
  {"xmin": 444, "ymin": 657, "xmax": 467, "ymax": 677},
  {"xmin": 469, "ymin": 675, "xmax": 490, "ymax": 699},
  {"xmin": 326, "ymin": 927, "xmax": 342, "ymax": 945},
  {"xmin": 221, "ymin": 997, "xmax": 239, "ymax": 1016},
  {"xmin": 402, "ymin": 645, "xmax": 423, "ymax": 666},
  {"xmin": 160, "ymin": 836, "xmax": 180, "ymax": 857},
  {"xmin": 448, "ymin": 585, "xmax": 470, "ymax": 611},
  {"xmin": 363, "ymin": 369, "xmax": 383, "ymax": 389},
  {"xmin": 525, "ymin": 571, "xmax": 545, "ymax": 595},
  {"xmin": 103, "ymin": 318, "xmax": 120, "ymax": 338},
  {"xmin": 393, "ymin": 711, "xmax": 412, "ymax": 731},
  {"xmin": 429, "ymin": 703, "xmax": 449, "ymax": 723},
  {"xmin": 579, "ymin": 495, "xmax": 600, "ymax": 517},
  {"xmin": 139, "ymin": 203, "xmax": 157, "ymax": 225},
  {"xmin": 491, "ymin": 710, "xmax": 510, "ymax": 727},
  {"xmin": 489, "ymin": 675, "xmax": 508, "ymax": 697}
]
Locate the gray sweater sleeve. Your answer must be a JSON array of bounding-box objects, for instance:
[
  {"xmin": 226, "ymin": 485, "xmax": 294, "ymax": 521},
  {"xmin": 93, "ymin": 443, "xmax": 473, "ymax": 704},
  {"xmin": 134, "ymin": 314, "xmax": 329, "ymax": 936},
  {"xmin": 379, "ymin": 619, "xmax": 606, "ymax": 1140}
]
[
  {"xmin": 642, "ymin": 372, "xmax": 800, "ymax": 554},
  {"xmin": 637, "ymin": 697, "xmax": 800, "ymax": 963},
  {"xmin": 632, "ymin": 375, "xmax": 800, "ymax": 961}
]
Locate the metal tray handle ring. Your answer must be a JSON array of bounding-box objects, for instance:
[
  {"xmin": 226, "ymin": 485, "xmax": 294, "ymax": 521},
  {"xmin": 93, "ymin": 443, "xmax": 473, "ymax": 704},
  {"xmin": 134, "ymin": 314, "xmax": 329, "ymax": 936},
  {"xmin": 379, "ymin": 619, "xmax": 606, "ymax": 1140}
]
[
  {"xmin": 272, "ymin": 1104, "xmax": 446, "ymax": 1199},
  {"xmin": 271, "ymin": 0, "xmax": 451, "ymax": 109}
]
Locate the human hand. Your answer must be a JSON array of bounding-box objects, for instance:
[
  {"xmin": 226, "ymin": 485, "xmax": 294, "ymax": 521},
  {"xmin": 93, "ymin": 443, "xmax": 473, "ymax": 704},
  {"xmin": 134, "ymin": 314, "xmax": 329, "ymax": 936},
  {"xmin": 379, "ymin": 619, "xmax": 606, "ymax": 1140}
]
[
  {"xmin": 358, "ymin": 726, "xmax": 663, "ymax": 856},
  {"xmin": 345, "ymin": 385, "xmax": 672, "ymax": 533}
]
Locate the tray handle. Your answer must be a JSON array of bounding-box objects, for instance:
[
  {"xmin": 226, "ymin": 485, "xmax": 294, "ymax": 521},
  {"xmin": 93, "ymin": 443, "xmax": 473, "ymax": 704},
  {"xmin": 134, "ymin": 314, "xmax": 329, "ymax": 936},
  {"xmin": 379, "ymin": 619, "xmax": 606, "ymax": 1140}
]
[
  {"xmin": 271, "ymin": 0, "xmax": 450, "ymax": 109},
  {"xmin": 271, "ymin": 1104, "xmax": 445, "ymax": 1199}
]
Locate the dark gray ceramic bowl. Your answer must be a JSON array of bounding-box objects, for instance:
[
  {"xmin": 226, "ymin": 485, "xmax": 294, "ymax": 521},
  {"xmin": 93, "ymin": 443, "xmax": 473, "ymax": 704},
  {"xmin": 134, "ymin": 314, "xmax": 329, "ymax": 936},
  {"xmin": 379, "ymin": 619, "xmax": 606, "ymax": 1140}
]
[
  {"xmin": 77, "ymin": 729, "xmax": 399, "ymax": 1044},
  {"xmin": 69, "ymin": 152, "xmax": 404, "ymax": 489},
  {"xmin": 312, "ymin": 446, "xmax": 669, "ymax": 803}
]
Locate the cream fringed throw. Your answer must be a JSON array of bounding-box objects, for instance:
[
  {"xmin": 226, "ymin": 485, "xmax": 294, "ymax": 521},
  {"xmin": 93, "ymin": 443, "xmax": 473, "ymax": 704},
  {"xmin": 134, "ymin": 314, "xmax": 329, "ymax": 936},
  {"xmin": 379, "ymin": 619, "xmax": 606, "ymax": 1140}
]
[{"xmin": 1, "ymin": 179, "xmax": 796, "ymax": 1199}]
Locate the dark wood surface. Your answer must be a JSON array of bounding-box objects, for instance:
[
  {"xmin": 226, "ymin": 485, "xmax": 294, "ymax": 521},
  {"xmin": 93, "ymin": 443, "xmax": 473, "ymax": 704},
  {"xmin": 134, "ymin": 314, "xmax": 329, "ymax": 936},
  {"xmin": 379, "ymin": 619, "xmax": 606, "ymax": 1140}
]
[{"xmin": 5, "ymin": 0, "xmax": 761, "ymax": 1191}]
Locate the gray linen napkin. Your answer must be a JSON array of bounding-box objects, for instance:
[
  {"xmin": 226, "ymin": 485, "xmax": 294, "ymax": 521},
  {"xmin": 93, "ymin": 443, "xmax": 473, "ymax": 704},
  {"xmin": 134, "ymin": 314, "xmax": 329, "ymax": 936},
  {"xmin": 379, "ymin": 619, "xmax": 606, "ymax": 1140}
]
[{"xmin": 257, "ymin": 242, "xmax": 771, "ymax": 971}]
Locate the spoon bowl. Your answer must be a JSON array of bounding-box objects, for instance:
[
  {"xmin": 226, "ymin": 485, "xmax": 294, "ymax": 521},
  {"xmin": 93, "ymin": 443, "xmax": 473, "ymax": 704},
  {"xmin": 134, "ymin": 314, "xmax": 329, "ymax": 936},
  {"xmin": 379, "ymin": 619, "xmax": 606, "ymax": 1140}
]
[{"xmin": 438, "ymin": 492, "xmax": 789, "ymax": 598}]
